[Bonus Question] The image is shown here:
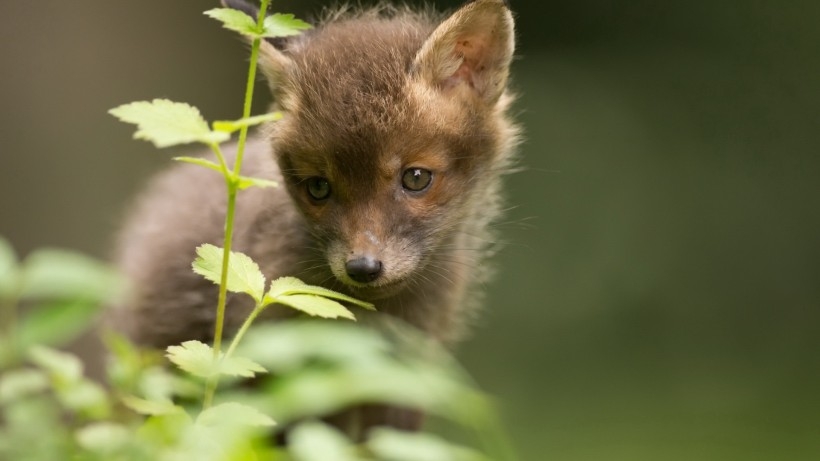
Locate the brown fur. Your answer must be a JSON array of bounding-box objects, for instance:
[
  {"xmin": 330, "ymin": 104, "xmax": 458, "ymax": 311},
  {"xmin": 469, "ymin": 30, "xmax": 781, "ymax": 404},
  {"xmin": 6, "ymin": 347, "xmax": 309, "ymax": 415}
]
[{"xmin": 112, "ymin": 0, "xmax": 519, "ymax": 427}]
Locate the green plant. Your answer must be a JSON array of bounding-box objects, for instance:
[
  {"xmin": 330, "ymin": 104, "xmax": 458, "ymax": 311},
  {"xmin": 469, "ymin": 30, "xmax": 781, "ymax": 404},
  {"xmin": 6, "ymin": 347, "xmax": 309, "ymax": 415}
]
[{"xmin": 0, "ymin": 2, "xmax": 519, "ymax": 460}]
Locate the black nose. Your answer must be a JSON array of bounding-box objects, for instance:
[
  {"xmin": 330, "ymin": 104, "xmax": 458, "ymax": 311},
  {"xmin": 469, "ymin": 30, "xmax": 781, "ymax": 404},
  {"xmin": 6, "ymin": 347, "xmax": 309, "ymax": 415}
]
[{"xmin": 345, "ymin": 256, "xmax": 383, "ymax": 283}]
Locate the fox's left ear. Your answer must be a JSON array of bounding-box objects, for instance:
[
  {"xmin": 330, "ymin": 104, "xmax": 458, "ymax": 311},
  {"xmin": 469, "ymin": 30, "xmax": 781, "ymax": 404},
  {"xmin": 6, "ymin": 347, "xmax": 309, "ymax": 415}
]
[{"xmin": 412, "ymin": 0, "xmax": 515, "ymax": 105}]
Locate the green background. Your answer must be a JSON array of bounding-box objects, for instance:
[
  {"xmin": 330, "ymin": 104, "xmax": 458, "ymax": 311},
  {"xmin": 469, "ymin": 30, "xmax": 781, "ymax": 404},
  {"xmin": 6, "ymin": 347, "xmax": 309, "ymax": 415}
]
[{"xmin": 1, "ymin": 1, "xmax": 818, "ymax": 459}]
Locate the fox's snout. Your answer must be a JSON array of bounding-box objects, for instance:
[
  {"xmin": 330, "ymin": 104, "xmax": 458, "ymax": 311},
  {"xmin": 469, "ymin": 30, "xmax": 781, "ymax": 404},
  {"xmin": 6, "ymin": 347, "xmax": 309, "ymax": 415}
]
[{"xmin": 345, "ymin": 255, "xmax": 383, "ymax": 283}]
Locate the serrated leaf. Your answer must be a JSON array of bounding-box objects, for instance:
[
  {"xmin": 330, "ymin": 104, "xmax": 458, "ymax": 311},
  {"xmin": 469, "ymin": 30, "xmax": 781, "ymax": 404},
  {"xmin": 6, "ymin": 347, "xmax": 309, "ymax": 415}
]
[
  {"xmin": 289, "ymin": 422, "xmax": 357, "ymax": 461},
  {"xmin": 262, "ymin": 13, "xmax": 312, "ymax": 38},
  {"xmin": 198, "ymin": 402, "xmax": 276, "ymax": 428},
  {"xmin": 213, "ymin": 112, "xmax": 282, "ymax": 133},
  {"xmin": 109, "ymin": 99, "xmax": 229, "ymax": 148},
  {"xmin": 166, "ymin": 340, "xmax": 266, "ymax": 379},
  {"xmin": 0, "ymin": 236, "xmax": 18, "ymax": 299},
  {"xmin": 236, "ymin": 175, "xmax": 278, "ymax": 190},
  {"xmin": 275, "ymin": 294, "xmax": 356, "ymax": 320},
  {"xmin": 122, "ymin": 395, "xmax": 182, "ymax": 416},
  {"xmin": 367, "ymin": 428, "xmax": 489, "ymax": 461},
  {"xmin": 76, "ymin": 422, "xmax": 130, "ymax": 455},
  {"xmin": 204, "ymin": 8, "xmax": 261, "ymax": 38},
  {"xmin": 165, "ymin": 341, "xmax": 216, "ymax": 378},
  {"xmin": 265, "ymin": 277, "xmax": 375, "ymax": 310},
  {"xmin": 219, "ymin": 354, "xmax": 268, "ymax": 378},
  {"xmin": 192, "ymin": 244, "xmax": 266, "ymax": 302},
  {"xmin": 0, "ymin": 369, "xmax": 49, "ymax": 404},
  {"xmin": 28, "ymin": 345, "xmax": 83, "ymax": 383},
  {"xmin": 174, "ymin": 156, "xmax": 224, "ymax": 173}
]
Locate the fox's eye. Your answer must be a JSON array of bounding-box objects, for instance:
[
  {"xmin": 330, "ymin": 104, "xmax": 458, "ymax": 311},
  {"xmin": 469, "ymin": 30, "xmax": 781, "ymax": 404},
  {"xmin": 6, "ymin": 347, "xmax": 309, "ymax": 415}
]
[
  {"xmin": 306, "ymin": 177, "xmax": 331, "ymax": 201},
  {"xmin": 401, "ymin": 168, "xmax": 433, "ymax": 192}
]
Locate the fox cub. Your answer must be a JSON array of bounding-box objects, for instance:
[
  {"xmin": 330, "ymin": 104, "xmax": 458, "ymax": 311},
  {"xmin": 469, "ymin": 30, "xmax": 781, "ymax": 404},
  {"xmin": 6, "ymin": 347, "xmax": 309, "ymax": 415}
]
[{"xmin": 114, "ymin": 0, "xmax": 518, "ymax": 363}]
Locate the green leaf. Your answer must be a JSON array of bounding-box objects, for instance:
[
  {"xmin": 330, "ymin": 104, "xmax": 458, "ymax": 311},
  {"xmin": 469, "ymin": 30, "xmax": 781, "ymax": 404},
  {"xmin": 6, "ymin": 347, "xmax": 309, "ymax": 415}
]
[
  {"xmin": 265, "ymin": 277, "xmax": 375, "ymax": 310},
  {"xmin": 198, "ymin": 402, "xmax": 276, "ymax": 428},
  {"xmin": 192, "ymin": 244, "xmax": 266, "ymax": 303},
  {"xmin": 262, "ymin": 13, "xmax": 312, "ymax": 38},
  {"xmin": 18, "ymin": 300, "xmax": 99, "ymax": 350},
  {"xmin": 122, "ymin": 395, "xmax": 182, "ymax": 416},
  {"xmin": 166, "ymin": 340, "xmax": 215, "ymax": 378},
  {"xmin": 75, "ymin": 422, "xmax": 130, "ymax": 455},
  {"xmin": 236, "ymin": 175, "xmax": 278, "ymax": 190},
  {"xmin": 0, "ymin": 369, "xmax": 49, "ymax": 404},
  {"xmin": 237, "ymin": 321, "xmax": 389, "ymax": 373},
  {"xmin": 289, "ymin": 422, "xmax": 358, "ymax": 461},
  {"xmin": 367, "ymin": 429, "xmax": 489, "ymax": 461},
  {"xmin": 28, "ymin": 345, "xmax": 82, "ymax": 383},
  {"xmin": 109, "ymin": 99, "xmax": 229, "ymax": 148},
  {"xmin": 204, "ymin": 8, "xmax": 261, "ymax": 38},
  {"xmin": 213, "ymin": 112, "xmax": 282, "ymax": 133},
  {"xmin": 59, "ymin": 380, "xmax": 110, "ymax": 418},
  {"xmin": 173, "ymin": 156, "xmax": 224, "ymax": 173},
  {"xmin": 166, "ymin": 340, "xmax": 266, "ymax": 379},
  {"xmin": 19, "ymin": 248, "xmax": 122, "ymax": 302},
  {"xmin": 274, "ymin": 294, "xmax": 356, "ymax": 320},
  {"xmin": 0, "ymin": 236, "xmax": 18, "ymax": 299}
]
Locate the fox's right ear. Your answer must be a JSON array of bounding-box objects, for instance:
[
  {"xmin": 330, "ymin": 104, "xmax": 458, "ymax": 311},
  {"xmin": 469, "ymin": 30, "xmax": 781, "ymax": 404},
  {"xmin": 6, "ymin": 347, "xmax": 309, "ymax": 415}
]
[{"xmin": 220, "ymin": 0, "xmax": 293, "ymax": 89}]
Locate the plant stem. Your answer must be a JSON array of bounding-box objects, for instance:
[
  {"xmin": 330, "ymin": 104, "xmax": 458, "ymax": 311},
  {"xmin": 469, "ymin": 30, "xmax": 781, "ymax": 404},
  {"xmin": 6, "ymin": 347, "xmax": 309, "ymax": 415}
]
[
  {"xmin": 233, "ymin": 0, "xmax": 270, "ymax": 176},
  {"xmin": 223, "ymin": 303, "xmax": 264, "ymax": 362},
  {"xmin": 203, "ymin": 0, "xmax": 272, "ymax": 410}
]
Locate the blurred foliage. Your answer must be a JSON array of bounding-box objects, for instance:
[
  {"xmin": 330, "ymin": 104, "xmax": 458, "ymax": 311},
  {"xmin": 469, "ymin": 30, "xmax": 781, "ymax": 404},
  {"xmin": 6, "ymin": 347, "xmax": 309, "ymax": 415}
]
[{"xmin": 0, "ymin": 235, "xmax": 514, "ymax": 460}]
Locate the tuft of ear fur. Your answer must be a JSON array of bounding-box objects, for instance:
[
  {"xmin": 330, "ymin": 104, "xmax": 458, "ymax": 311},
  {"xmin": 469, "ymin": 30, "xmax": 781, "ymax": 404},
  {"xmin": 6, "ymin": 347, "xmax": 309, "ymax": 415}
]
[
  {"xmin": 411, "ymin": 0, "xmax": 515, "ymax": 105},
  {"xmin": 257, "ymin": 40, "xmax": 292, "ymax": 90}
]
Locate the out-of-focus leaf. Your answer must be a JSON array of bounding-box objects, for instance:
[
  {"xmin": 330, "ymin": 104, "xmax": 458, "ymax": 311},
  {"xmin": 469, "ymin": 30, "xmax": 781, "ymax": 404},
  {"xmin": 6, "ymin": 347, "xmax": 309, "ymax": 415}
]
[
  {"xmin": 58, "ymin": 379, "xmax": 110, "ymax": 419},
  {"xmin": 289, "ymin": 422, "xmax": 359, "ymax": 461},
  {"xmin": 75, "ymin": 422, "xmax": 130, "ymax": 455},
  {"xmin": 17, "ymin": 300, "xmax": 98, "ymax": 350},
  {"xmin": 28, "ymin": 346, "xmax": 82, "ymax": 383},
  {"xmin": 109, "ymin": 99, "xmax": 229, "ymax": 148},
  {"xmin": 122, "ymin": 395, "xmax": 182, "ymax": 416},
  {"xmin": 237, "ymin": 321, "xmax": 389, "ymax": 372},
  {"xmin": 0, "ymin": 369, "xmax": 49, "ymax": 404},
  {"xmin": 19, "ymin": 249, "xmax": 122, "ymax": 302},
  {"xmin": 367, "ymin": 428, "xmax": 489, "ymax": 461},
  {"xmin": 192, "ymin": 244, "xmax": 266, "ymax": 303},
  {"xmin": 0, "ymin": 236, "xmax": 18, "ymax": 299},
  {"xmin": 198, "ymin": 402, "xmax": 275, "ymax": 428}
]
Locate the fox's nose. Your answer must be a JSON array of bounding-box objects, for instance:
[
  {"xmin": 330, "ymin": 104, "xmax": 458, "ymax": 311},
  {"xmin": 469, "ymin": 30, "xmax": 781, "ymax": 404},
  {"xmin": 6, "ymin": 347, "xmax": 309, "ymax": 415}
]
[{"xmin": 345, "ymin": 256, "xmax": 383, "ymax": 283}]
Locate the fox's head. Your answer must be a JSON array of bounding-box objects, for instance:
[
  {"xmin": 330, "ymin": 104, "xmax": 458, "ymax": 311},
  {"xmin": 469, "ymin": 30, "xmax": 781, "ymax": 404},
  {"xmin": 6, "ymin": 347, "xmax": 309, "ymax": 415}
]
[{"xmin": 243, "ymin": 0, "xmax": 517, "ymax": 296}]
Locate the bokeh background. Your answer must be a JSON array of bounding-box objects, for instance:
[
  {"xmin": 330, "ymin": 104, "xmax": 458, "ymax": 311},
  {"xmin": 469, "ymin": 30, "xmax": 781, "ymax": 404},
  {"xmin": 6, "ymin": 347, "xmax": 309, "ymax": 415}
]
[{"xmin": 1, "ymin": 1, "xmax": 819, "ymax": 459}]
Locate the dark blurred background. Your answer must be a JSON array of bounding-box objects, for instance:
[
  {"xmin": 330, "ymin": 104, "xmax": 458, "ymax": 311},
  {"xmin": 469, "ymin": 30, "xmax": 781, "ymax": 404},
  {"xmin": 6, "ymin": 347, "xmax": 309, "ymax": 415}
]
[{"xmin": 1, "ymin": 1, "xmax": 819, "ymax": 459}]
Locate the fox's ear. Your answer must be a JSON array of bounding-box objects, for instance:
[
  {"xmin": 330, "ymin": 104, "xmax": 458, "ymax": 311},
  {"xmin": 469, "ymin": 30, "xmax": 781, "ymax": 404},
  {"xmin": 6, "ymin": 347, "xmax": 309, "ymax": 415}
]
[
  {"xmin": 220, "ymin": 0, "xmax": 293, "ymax": 89},
  {"xmin": 412, "ymin": 0, "xmax": 515, "ymax": 105}
]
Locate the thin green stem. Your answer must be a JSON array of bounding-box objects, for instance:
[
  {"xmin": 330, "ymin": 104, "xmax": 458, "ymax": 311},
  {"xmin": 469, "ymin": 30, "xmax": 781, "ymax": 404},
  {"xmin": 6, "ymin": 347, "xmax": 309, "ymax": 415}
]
[
  {"xmin": 223, "ymin": 302, "xmax": 265, "ymax": 362},
  {"xmin": 232, "ymin": 0, "xmax": 270, "ymax": 176},
  {"xmin": 208, "ymin": 143, "xmax": 232, "ymax": 179},
  {"xmin": 203, "ymin": 186, "xmax": 237, "ymax": 410},
  {"xmin": 203, "ymin": 0, "xmax": 272, "ymax": 410}
]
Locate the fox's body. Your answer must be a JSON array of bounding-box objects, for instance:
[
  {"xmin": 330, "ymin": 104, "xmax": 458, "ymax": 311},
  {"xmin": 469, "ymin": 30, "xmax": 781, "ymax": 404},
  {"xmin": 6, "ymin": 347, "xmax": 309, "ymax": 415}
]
[{"xmin": 114, "ymin": 0, "xmax": 518, "ymax": 428}]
